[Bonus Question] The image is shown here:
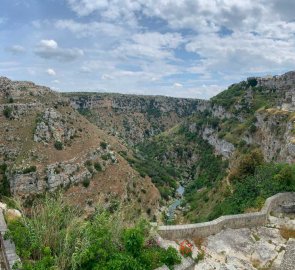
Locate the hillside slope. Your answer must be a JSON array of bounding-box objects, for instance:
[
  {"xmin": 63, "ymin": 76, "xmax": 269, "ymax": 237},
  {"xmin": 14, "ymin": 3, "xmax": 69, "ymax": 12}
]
[{"xmin": 0, "ymin": 77, "xmax": 160, "ymax": 216}]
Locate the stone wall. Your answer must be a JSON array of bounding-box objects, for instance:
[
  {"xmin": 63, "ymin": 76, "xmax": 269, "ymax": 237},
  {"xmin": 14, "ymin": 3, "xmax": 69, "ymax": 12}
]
[{"xmin": 158, "ymin": 192, "xmax": 295, "ymax": 240}]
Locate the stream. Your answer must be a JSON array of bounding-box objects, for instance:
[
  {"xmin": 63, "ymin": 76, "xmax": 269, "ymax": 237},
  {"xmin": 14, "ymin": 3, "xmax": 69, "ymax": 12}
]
[{"xmin": 167, "ymin": 185, "xmax": 184, "ymax": 221}]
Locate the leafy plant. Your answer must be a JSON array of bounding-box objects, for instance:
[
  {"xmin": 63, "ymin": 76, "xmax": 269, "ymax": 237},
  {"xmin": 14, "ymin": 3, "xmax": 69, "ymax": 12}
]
[
  {"xmin": 3, "ymin": 106, "xmax": 13, "ymax": 119},
  {"xmin": 94, "ymin": 162, "xmax": 102, "ymax": 172},
  {"xmin": 100, "ymin": 141, "xmax": 108, "ymax": 150},
  {"xmin": 54, "ymin": 141, "xmax": 63, "ymax": 150}
]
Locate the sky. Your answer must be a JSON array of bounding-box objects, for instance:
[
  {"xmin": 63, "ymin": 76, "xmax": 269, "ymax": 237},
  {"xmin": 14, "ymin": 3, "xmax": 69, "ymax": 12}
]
[{"xmin": 1, "ymin": 0, "xmax": 295, "ymax": 99}]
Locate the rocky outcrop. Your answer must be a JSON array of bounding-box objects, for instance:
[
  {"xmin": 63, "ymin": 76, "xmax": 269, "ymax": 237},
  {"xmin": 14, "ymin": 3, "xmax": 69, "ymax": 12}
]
[
  {"xmin": 202, "ymin": 127, "xmax": 235, "ymax": 158},
  {"xmin": 10, "ymin": 143, "xmax": 117, "ymax": 196},
  {"xmin": 0, "ymin": 76, "xmax": 54, "ymax": 99},
  {"xmin": 34, "ymin": 108, "xmax": 76, "ymax": 144},
  {"xmin": 254, "ymin": 109, "xmax": 295, "ymax": 163},
  {"xmin": 0, "ymin": 77, "xmax": 13, "ymax": 97},
  {"xmin": 257, "ymin": 71, "xmax": 295, "ymax": 111}
]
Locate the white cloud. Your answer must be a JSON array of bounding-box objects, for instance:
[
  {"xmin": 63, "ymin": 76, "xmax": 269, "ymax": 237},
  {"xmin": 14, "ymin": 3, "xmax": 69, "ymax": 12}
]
[
  {"xmin": 35, "ymin": 39, "xmax": 84, "ymax": 62},
  {"xmin": 114, "ymin": 32, "xmax": 183, "ymax": 60},
  {"xmin": 52, "ymin": 79, "xmax": 60, "ymax": 83},
  {"xmin": 66, "ymin": 0, "xmax": 140, "ymax": 26},
  {"xmin": 46, "ymin": 68, "xmax": 56, "ymax": 76},
  {"xmin": 173, "ymin": 82, "xmax": 183, "ymax": 88},
  {"xmin": 101, "ymin": 74, "xmax": 114, "ymax": 80},
  {"xmin": 55, "ymin": 20, "xmax": 127, "ymax": 38},
  {"xmin": 6, "ymin": 45, "xmax": 25, "ymax": 54},
  {"xmin": 40, "ymin": 40, "xmax": 58, "ymax": 49}
]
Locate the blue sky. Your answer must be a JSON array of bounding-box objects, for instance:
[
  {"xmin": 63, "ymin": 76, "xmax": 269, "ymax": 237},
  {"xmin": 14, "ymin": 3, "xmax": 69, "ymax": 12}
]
[{"xmin": 1, "ymin": 0, "xmax": 295, "ymax": 99}]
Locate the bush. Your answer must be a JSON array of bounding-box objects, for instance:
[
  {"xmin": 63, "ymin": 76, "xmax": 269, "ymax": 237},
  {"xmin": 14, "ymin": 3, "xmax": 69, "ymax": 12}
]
[
  {"xmin": 94, "ymin": 162, "xmax": 102, "ymax": 172},
  {"xmin": 229, "ymin": 149, "xmax": 264, "ymax": 181},
  {"xmin": 3, "ymin": 106, "xmax": 13, "ymax": 119},
  {"xmin": 123, "ymin": 227, "xmax": 144, "ymax": 257},
  {"xmin": 100, "ymin": 141, "xmax": 108, "ymax": 150},
  {"xmin": 54, "ymin": 141, "xmax": 63, "ymax": 150},
  {"xmin": 22, "ymin": 166, "xmax": 37, "ymax": 174},
  {"xmin": 0, "ymin": 163, "xmax": 10, "ymax": 198},
  {"xmin": 82, "ymin": 177, "xmax": 90, "ymax": 188},
  {"xmin": 247, "ymin": 77, "xmax": 258, "ymax": 87},
  {"xmin": 163, "ymin": 246, "xmax": 181, "ymax": 268}
]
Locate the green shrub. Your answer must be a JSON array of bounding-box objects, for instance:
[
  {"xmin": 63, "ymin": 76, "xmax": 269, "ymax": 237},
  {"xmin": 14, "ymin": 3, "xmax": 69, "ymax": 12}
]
[
  {"xmin": 249, "ymin": 124, "xmax": 257, "ymax": 133},
  {"xmin": 123, "ymin": 227, "xmax": 144, "ymax": 257},
  {"xmin": 82, "ymin": 177, "xmax": 90, "ymax": 188},
  {"xmin": 3, "ymin": 106, "xmax": 13, "ymax": 119},
  {"xmin": 104, "ymin": 253, "xmax": 144, "ymax": 270},
  {"xmin": 100, "ymin": 141, "xmax": 108, "ymax": 150},
  {"xmin": 162, "ymin": 246, "xmax": 181, "ymax": 268},
  {"xmin": 22, "ymin": 166, "xmax": 37, "ymax": 174},
  {"xmin": 0, "ymin": 164, "xmax": 10, "ymax": 198},
  {"xmin": 94, "ymin": 162, "xmax": 102, "ymax": 172},
  {"xmin": 54, "ymin": 141, "xmax": 63, "ymax": 150},
  {"xmin": 247, "ymin": 77, "xmax": 258, "ymax": 87},
  {"xmin": 84, "ymin": 160, "xmax": 92, "ymax": 167},
  {"xmin": 101, "ymin": 154, "xmax": 111, "ymax": 161}
]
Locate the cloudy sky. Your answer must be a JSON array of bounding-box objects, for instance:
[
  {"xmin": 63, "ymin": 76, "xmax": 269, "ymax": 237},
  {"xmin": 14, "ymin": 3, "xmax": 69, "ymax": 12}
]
[{"xmin": 1, "ymin": 0, "xmax": 295, "ymax": 98}]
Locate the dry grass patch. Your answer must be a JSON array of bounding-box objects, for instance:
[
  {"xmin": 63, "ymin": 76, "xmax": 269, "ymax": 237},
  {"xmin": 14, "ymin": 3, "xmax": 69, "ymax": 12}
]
[
  {"xmin": 280, "ymin": 226, "xmax": 295, "ymax": 240},
  {"xmin": 193, "ymin": 236, "xmax": 204, "ymax": 249}
]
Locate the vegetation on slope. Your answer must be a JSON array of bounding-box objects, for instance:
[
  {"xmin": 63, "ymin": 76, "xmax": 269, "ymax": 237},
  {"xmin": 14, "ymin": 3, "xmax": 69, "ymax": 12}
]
[
  {"xmin": 7, "ymin": 195, "xmax": 181, "ymax": 270},
  {"xmin": 209, "ymin": 151, "xmax": 295, "ymax": 220},
  {"xmin": 121, "ymin": 150, "xmax": 178, "ymax": 201}
]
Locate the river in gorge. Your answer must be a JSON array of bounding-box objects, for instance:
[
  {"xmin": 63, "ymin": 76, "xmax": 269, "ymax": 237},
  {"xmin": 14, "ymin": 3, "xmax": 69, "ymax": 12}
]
[{"xmin": 167, "ymin": 185, "xmax": 185, "ymax": 221}]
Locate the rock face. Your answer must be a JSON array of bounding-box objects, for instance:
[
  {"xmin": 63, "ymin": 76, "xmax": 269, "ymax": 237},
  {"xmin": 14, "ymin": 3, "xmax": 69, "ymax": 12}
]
[
  {"xmin": 66, "ymin": 93, "xmax": 210, "ymax": 145},
  {"xmin": 257, "ymin": 71, "xmax": 295, "ymax": 112},
  {"xmin": 9, "ymin": 144, "xmax": 117, "ymax": 195},
  {"xmin": 34, "ymin": 108, "xmax": 76, "ymax": 144},
  {"xmin": 202, "ymin": 127, "xmax": 235, "ymax": 158},
  {"xmin": 254, "ymin": 109, "xmax": 295, "ymax": 163}
]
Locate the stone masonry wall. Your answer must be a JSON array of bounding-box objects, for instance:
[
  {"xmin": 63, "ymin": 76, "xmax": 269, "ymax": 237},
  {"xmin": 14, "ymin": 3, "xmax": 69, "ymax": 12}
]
[{"xmin": 158, "ymin": 192, "xmax": 295, "ymax": 240}]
